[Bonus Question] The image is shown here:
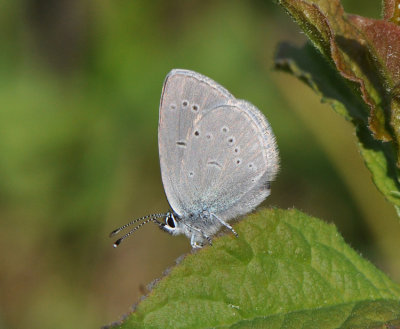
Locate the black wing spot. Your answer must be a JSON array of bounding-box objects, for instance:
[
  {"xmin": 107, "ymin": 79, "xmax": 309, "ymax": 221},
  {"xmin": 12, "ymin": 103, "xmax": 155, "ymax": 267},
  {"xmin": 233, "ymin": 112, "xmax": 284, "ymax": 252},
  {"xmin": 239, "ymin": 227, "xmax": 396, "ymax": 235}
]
[
  {"xmin": 228, "ymin": 136, "xmax": 235, "ymax": 145},
  {"xmin": 207, "ymin": 161, "xmax": 222, "ymax": 169},
  {"xmin": 176, "ymin": 141, "xmax": 187, "ymax": 147}
]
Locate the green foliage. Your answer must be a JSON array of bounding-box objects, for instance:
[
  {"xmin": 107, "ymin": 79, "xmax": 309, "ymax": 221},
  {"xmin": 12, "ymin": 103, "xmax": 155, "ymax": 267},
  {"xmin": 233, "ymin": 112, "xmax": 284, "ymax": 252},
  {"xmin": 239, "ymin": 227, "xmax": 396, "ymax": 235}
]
[
  {"xmin": 274, "ymin": 0, "xmax": 400, "ymax": 214},
  {"xmin": 275, "ymin": 42, "xmax": 400, "ymax": 213},
  {"xmin": 113, "ymin": 209, "xmax": 400, "ymax": 328}
]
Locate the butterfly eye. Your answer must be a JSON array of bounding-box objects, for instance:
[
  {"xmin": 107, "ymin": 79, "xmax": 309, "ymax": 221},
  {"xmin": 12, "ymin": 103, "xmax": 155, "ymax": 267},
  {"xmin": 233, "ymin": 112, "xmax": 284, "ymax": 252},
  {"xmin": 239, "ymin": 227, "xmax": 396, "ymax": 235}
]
[{"xmin": 166, "ymin": 215, "xmax": 176, "ymax": 228}]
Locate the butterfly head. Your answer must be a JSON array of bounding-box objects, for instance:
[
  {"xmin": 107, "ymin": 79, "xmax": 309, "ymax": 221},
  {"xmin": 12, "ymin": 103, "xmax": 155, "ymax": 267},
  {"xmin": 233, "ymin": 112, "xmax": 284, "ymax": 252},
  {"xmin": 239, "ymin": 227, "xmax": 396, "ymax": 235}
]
[{"xmin": 161, "ymin": 212, "xmax": 183, "ymax": 236}]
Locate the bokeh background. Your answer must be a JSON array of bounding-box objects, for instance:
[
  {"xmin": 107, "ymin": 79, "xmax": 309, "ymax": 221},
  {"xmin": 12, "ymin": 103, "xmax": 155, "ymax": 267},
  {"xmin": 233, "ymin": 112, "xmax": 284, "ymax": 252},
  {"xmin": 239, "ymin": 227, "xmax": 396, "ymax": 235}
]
[{"xmin": 1, "ymin": 0, "xmax": 399, "ymax": 328}]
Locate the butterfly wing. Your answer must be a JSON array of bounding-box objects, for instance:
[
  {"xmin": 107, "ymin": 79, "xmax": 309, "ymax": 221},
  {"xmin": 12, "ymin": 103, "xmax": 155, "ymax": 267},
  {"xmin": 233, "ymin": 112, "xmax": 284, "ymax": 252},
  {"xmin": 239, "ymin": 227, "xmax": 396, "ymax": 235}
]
[{"xmin": 158, "ymin": 69, "xmax": 279, "ymax": 221}]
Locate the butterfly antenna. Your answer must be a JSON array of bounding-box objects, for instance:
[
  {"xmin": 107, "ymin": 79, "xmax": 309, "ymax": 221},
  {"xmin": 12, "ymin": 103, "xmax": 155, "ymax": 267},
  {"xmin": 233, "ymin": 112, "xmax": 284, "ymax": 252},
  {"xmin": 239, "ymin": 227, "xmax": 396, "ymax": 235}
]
[
  {"xmin": 112, "ymin": 217, "xmax": 164, "ymax": 248},
  {"xmin": 109, "ymin": 213, "xmax": 166, "ymax": 237}
]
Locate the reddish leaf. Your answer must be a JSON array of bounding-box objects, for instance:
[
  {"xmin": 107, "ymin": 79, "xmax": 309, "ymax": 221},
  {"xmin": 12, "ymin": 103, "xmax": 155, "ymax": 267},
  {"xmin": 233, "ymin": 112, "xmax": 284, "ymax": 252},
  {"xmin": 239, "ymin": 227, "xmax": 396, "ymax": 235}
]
[{"xmin": 383, "ymin": 0, "xmax": 400, "ymax": 24}]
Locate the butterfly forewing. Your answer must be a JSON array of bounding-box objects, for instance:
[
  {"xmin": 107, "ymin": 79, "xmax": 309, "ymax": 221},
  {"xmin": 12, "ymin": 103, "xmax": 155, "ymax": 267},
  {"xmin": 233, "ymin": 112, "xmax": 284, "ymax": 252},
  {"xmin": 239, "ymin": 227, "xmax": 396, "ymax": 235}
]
[{"xmin": 158, "ymin": 69, "xmax": 279, "ymax": 221}]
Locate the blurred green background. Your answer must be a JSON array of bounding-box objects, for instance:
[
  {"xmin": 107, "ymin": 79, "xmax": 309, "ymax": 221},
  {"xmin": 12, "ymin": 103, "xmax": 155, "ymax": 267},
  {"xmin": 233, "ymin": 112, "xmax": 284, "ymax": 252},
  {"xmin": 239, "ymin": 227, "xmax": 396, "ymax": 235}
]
[{"xmin": 1, "ymin": 0, "xmax": 399, "ymax": 328}]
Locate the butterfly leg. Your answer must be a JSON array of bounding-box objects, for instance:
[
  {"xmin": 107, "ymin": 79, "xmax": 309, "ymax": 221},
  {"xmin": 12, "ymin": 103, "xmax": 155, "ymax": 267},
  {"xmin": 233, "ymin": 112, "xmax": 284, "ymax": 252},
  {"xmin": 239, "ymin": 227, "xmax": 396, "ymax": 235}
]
[
  {"xmin": 211, "ymin": 213, "xmax": 238, "ymax": 237},
  {"xmin": 190, "ymin": 233, "xmax": 212, "ymax": 248},
  {"xmin": 190, "ymin": 235, "xmax": 202, "ymax": 249}
]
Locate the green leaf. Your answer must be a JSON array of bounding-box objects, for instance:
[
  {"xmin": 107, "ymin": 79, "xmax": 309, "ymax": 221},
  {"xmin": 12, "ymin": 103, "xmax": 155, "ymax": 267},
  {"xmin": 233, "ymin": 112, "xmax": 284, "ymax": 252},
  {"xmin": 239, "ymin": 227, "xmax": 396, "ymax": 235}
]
[
  {"xmin": 110, "ymin": 209, "xmax": 400, "ymax": 329},
  {"xmin": 348, "ymin": 14, "xmax": 400, "ymax": 155},
  {"xmin": 274, "ymin": 0, "xmax": 400, "ymax": 212},
  {"xmin": 275, "ymin": 42, "xmax": 400, "ymax": 211},
  {"xmin": 276, "ymin": 0, "xmax": 389, "ymax": 140},
  {"xmin": 276, "ymin": 0, "xmax": 400, "ymax": 143}
]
